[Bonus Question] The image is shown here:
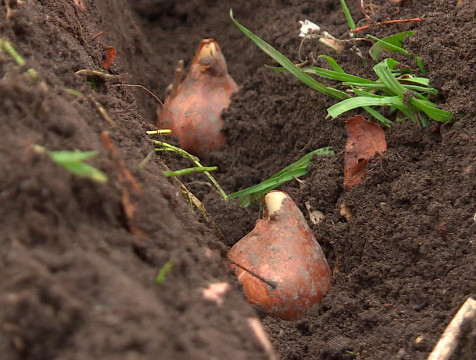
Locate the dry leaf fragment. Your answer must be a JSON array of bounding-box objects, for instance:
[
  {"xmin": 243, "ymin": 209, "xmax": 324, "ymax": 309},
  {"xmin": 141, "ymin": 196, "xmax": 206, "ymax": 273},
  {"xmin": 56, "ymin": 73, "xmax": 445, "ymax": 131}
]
[
  {"xmin": 344, "ymin": 115, "xmax": 387, "ymax": 191},
  {"xmin": 339, "ymin": 202, "xmax": 354, "ymax": 222},
  {"xmin": 305, "ymin": 201, "xmax": 325, "ymax": 225},
  {"xmin": 102, "ymin": 46, "xmax": 116, "ymax": 70}
]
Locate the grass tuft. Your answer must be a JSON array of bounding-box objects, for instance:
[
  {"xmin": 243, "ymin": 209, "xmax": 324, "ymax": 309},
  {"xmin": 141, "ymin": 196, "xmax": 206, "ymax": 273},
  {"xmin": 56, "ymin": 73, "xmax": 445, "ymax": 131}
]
[{"xmin": 230, "ymin": 12, "xmax": 452, "ymax": 127}]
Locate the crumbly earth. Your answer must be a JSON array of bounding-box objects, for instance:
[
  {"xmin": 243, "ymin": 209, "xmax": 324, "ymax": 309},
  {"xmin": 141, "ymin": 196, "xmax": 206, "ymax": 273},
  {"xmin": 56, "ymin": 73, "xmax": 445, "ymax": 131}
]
[{"xmin": 0, "ymin": 0, "xmax": 474, "ymax": 359}]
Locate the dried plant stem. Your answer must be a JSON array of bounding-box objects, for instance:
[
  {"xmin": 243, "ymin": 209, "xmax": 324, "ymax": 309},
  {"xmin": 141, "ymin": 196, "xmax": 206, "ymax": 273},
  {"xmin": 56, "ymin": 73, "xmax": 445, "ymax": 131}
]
[
  {"xmin": 351, "ymin": 18, "xmax": 425, "ymax": 34},
  {"xmin": 159, "ymin": 159, "xmax": 224, "ymax": 240},
  {"xmin": 427, "ymin": 298, "xmax": 476, "ymax": 360}
]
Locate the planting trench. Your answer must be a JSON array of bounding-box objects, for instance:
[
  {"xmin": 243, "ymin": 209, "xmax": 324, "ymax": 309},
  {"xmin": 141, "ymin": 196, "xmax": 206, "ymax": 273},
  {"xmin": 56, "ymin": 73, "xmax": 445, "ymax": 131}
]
[{"xmin": 0, "ymin": 0, "xmax": 475, "ymax": 359}]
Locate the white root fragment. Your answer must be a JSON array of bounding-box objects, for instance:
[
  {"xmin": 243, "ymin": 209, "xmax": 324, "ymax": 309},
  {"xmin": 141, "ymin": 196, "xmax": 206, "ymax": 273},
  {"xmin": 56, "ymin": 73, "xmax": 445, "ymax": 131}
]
[
  {"xmin": 427, "ymin": 297, "xmax": 476, "ymax": 360},
  {"xmin": 265, "ymin": 191, "xmax": 287, "ymax": 215},
  {"xmin": 247, "ymin": 318, "xmax": 278, "ymax": 360}
]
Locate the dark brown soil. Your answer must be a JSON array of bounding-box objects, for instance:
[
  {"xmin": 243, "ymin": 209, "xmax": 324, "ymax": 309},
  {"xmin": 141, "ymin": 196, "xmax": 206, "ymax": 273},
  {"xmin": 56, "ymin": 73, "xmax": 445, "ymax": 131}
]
[{"xmin": 0, "ymin": 0, "xmax": 474, "ymax": 359}]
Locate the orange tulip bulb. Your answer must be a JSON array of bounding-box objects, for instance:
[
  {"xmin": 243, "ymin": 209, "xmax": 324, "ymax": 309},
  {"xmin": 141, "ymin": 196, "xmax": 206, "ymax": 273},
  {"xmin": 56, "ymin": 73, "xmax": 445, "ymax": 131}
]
[
  {"xmin": 157, "ymin": 38, "xmax": 239, "ymax": 157},
  {"xmin": 228, "ymin": 191, "xmax": 331, "ymax": 320}
]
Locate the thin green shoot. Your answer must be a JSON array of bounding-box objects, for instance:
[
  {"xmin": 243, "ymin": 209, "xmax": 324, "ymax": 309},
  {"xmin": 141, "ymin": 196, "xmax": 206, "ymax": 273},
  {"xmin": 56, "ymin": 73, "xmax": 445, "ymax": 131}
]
[
  {"xmin": 87, "ymin": 77, "xmax": 98, "ymax": 92},
  {"xmin": 163, "ymin": 166, "xmax": 218, "ymax": 177},
  {"xmin": 339, "ymin": 0, "xmax": 356, "ymax": 30},
  {"xmin": 156, "ymin": 259, "xmax": 174, "ymax": 285},
  {"xmin": 230, "ymin": 10, "xmax": 347, "ymax": 100},
  {"xmin": 65, "ymin": 88, "xmax": 84, "ymax": 97},
  {"xmin": 33, "ymin": 145, "xmax": 108, "ymax": 183},
  {"xmin": 368, "ymin": 32, "xmax": 426, "ymax": 73},
  {"xmin": 153, "ymin": 140, "xmax": 228, "ymax": 201},
  {"xmin": 0, "ymin": 38, "xmax": 38, "ymax": 79},
  {"xmin": 146, "ymin": 129, "xmax": 173, "ymax": 135},
  {"xmin": 228, "ymin": 147, "xmax": 334, "ymax": 207}
]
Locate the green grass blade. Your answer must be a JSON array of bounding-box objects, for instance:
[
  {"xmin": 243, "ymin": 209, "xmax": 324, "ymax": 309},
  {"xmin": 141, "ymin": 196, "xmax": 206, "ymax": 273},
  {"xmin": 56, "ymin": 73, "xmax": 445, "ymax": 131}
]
[
  {"xmin": 368, "ymin": 32, "xmax": 413, "ymax": 61},
  {"xmin": 415, "ymin": 56, "xmax": 427, "ymax": 74},
  {"xmin": 269, "ymin": 147, "xmax": 334, "ymax": 180},
  {"xmin": 410, "ymin": 98, "xmax": 452, "ymax": 122},
  {"xmin": 49, "ymin": 150, "xmax": 99, "ymax": 162},
  {"xmin": 318, "ymin": 55, "xmax": 345, "ymax": 73},
  {"xmin": 345, "ymin": 81, "xmax": 437, "ymax": 96},
  {"xmin": 306, "ymin": 67, "xmax": 377, "ymax": 84},
  {"xmin": 327, "ymin": 95, "xmax": 406, "ymax": 118},
  {"xmin": 363, "ymin": 106, "xmax": 393, "ymax": 127},
  {"xmin": 339, "ymin": 0, "xmax": 356, "ymax": 30},
  {"xmin": 398, "ymin": 77, "xmax": 430, "ymax": 86},
  {"xmin": 230, "ymin": 10, "xmax": 346, "ymax": 100},
  {"xmin": 156, "ymin": 259, "xmax": 174, "ymax": 285},
  {"xmin": 352, "ymin": 88, "xmax": 387, "ymax": 98},
  {"xmin": 373, "ymin": 59, "xmax": 406, "ymax": 96},
  {"xmin": 228, "ymin": 147, "xmax": 334, "ymax": 206},
  {"xmin": 163, "ymin": 166, "xmax": 217, "ymax": 177},
  {"xmin": 47, "ymin": 150, "xmax": 108, "ymax": 183}
]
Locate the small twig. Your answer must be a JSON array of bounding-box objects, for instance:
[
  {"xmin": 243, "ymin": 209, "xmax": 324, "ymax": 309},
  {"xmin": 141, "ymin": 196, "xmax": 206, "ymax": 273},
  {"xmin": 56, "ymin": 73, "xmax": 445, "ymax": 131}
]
[
  {"xmin": 4, "ymin": 0, "xmax": 12, "ymax": 19},
  {"xmin": 360, "ymin": 0, "xmax": 371, "ymax": 20},
  {"xmin": 75, "ymin": 69, "xmax": 122, "ymax": 79},
  {"xmin": 427, "ymin": 298, "xmax": 476, "ymax": 360},
  {"xmin": 227, "ymin": 258, "xmax": 278, "ymax": 289},
  {"xmin": 91, "ymin": 31, "xmax": 104, "ymax": 41},
  {"xmin": 351, "ymin": 18, "xmax": 425, "ymax": 34},
  {"xmin": 90, "ymin": 96, "xmax": 118, "ymax": 128},
  {"xmin": 137, "ymin": 150, "xmax": 155, "ymax": 169}
]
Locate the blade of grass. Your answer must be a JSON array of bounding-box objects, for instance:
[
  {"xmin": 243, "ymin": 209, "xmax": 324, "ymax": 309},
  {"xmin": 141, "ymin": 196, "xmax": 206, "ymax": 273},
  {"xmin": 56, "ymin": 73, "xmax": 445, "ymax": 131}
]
[
  {"xmin": 327, "ymin": 95, "xmax": 407, "ymax": 118},
  {"xmin": 363, "ymin": 106, "xmax": 393, "ymax": 127},
  {"xmin": 163, "ymin": 166, "xmax": 218, "ymax": 177},
  {"xmin": 33, "ymin": 146, "xmax": 108, "ymax": 183},
  {"xmin": 368, "ymin": 32, "xmax": 413, "ymax": 61},
  {"xmin": 269, "ymin": 147, "xmax": 333, "ymax": 180},
  {"xmin": 305, "ymin": 67, "xmax": 377, "ymax": 84},
  {"xmin": 339, "ymin": 0, "xmax": 356, "ymax": 30},
  {"xmin": 156, "ymin": 259, "xmax": 174, "ymax": 285},
  {"xmin": 397, "ymin": 76, "xmax": 430, "ymax": 86},
  {"xmin": 230, "ymin": 10, "xmax": 347, "ymax": 100},
  {"xmin": 373, "ymin": 59, "xmax": 406, "ymax": 96},
  {"xmin": 228, "ymin": 147, "xmax": 334, "ymax": 206},
  {"xmin": 410, "ymin": 98, "xmax": 452, "ymax": 122},
  {"xmin": 318, "ymin": 55, "xmax": 345, "ymax": 73},
  {"xmin": 153, "ymin": 141, "xmax": 228, "ymax": 200},
  {"xmin": 344, "ymin": 81, "xmax": 437, "ymax": 95}
]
